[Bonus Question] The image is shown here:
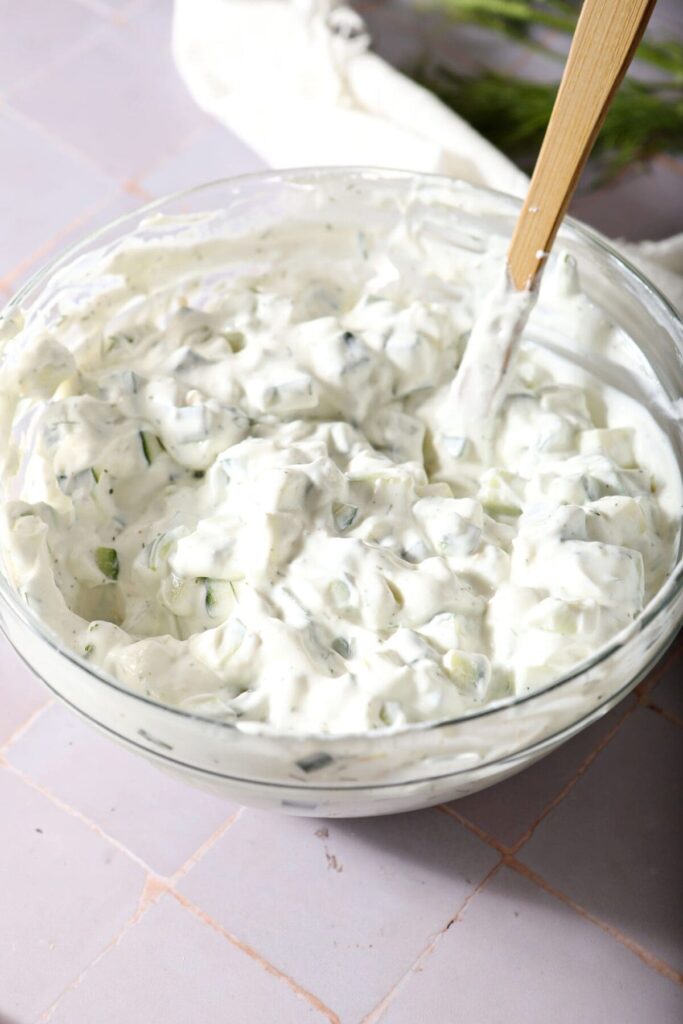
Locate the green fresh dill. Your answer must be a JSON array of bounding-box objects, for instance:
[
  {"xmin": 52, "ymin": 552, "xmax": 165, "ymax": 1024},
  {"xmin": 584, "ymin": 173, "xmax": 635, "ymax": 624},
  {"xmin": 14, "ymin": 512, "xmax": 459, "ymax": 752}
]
[{"xmin": 413, "ymin": 0, "xmax": 683, "ymax": 181}]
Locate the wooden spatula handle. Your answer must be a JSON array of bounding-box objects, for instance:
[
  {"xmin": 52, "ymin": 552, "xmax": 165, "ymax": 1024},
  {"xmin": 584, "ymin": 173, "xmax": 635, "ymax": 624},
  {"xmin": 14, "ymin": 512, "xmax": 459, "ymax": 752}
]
[{"xmin": 507, "ymin": 0, "xmax": 656, "ymax": 292}]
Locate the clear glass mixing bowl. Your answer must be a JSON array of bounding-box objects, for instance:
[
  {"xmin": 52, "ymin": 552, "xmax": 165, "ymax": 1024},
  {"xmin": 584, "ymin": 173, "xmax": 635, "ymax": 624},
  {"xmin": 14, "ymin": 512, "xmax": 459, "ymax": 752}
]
[{"xmin": 0, "ymin": 169, "xmax": 681, "ymax": 817}]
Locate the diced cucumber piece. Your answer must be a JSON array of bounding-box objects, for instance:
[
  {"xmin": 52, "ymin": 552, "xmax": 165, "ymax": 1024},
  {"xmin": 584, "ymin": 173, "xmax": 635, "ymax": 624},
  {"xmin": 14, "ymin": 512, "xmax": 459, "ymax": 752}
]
[
  {"xmin": 258, "ymin": 375, "xmax": 318, "ymax": 413},
  {"xmin": 442, "ymin": 435, "xmax": 468, "ymax": 459},
  {"xmin": 223, "ymin": 330, "xmax": 246, "ymax": 353},
  {"xmin": 331, "ymin": 637, "xmax": 351, "ymax": 659},
  {"xmin": 333, "ymin": 503, "xmax": 358, "ymax": 531},
  {"xmin": 160, "ymin": 574, "xmax": 193, "ymax": 615},
  {"xmin": 95, "ymin": 546, "xmax": 119, "ymax": 580},
  {"xmin": 140, "ymin": 431, "xmax": 165, "ymax": 464},
  {"xmin": 147, "ymin": 532, "xmax": 173, "ymax": 571},
  {"xmin": 442, "ymin": 650, "xmax": 490, "ymax": 700},
  {"xmin": 482, "ymin": 501, "xmax": 522, "ymax": 519},
  {"xmin": 205, "ymin": 580, "xmax": 219, "ymax": 616},
  {"xmin": 296, "ymin": 752, "xmax": 334, "ymax": 773},
  {"xmin": 328, "ymin": 579, "xmax": 351, "ymax": 610},
  {"xmin": 56, "ymin": 469, "xmax": 95, "ymax": 495},
  {"xmin": 580, "ymin": 427, "xmax": 636, "ymax": 469},
  {"xmin": 478, "ymin": 469, "xmax": 523, "ymax": 519},
  {"xmin": 204, "ymin": 579, "xmax": 238, "ymax": 619},
  {"xmin": 173, "ymin": 405, "xmax": 209, "ymax": 444},
  {"xmin": 102, "ymin": 369, "xmax": 138, "ymax": 395},
  {"xmin": 379, "ymin": 701, "xmax": 405, "ymax": 727}
]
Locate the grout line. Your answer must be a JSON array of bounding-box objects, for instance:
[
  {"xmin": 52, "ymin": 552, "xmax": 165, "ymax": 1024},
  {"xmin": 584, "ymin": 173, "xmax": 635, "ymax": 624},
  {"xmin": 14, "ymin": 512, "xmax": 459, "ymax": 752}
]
[
  {"xmin": 2, "ymin": 22, "xmax": 111, "ymax": 103},
  {"xmin": 508, "ymin": 698, "xmax": 637, "ymax": 856},
  {"xmin": 645, "ymin": 701, "xmax": 683, "ymax": 730},
  {"xmin": 121, "ymin": 178, "xmax": 153, "ymax": 200},
  {"xmin": 361, "ymin": 859, "xmax": 504, "ymax": 1024},
  {"xmin": 170, "ymin": 888, "xmax": 341, "ymax": 1023},
  {"xmin": 9, "ymin": 776, "xmax": 330, "ymax": 1023},
  {"xmin": 6, "ymin": 100, "xmax": 213, "ymax": 197},
  {"xmin": 436, "ymin": 803, "xmax": 508, "ymax": 856},
  {"xmin": 2, "ymin": 752, "xmax": 326, "ymax": 1016},
  {"xmin": 2, "ymin": 745, "xmax": 246, "ymax": 881},
  {"xmin": 431, "ymin": 803, "xmax": 683, "ymax": 992},
  {"xmin": 66, "ymin": 0, "xmax": 129, "ymax": 24},
  {"xmin": 129, "ymin": 119, "xmax": 217, "ymax": 190},
  {"xmin": 38, "ymin": 872, "xmax": 167, "ymax": 1022},
  {"xmin": 171, "ymin": 806, "xmax": 245, "ymax": 884},
  {"xmin": 2, "ymin": 760, "xmax": 154, "ymax": 874},
  {"xmin": 501, "ymin": 649, "xmax": 683, "ymax": 858},
  {"xmin": 635, "ymin": 639, "xmax": 683, "ymax": 700},
  {"xmin": 0, "ymin": 698, "xmax": 53, "ymax": 755},
  {"xmin": 0, "ymin": 187, "xmax": 129, "ymax": 293},
  {"xmin": 3, "ymin": 766, "xmax": 317, "ymax": 1015},
  {"xmin": 507, "ymin": 859, "xmax": 683, "ymax": 988},
  {"xmin": 2, "ymin": 103, "xmax": 119, "ymax": 183},
  {"xmin": 438, "ymin": 693, "xmax": 639, "ymax": 863},
  {"xmin": 432, "ymin": 688, "xmax": 683, "ymax": 987},
  {"xmin": 123, "ymin": 112, "xmax": 224, "ymax": 188}
]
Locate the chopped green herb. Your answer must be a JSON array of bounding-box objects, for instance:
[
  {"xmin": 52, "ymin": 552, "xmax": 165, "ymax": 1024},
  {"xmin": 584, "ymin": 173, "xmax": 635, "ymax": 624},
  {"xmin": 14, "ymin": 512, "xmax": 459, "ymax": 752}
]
[
  {"xmin": 418, "ymin": 2, "xmax": 683, "ymax": 182},
  {"xmin": 104, "ymin": 332, "xmax": 134, "ymax": 352},
  {"xmin": 203, "ymin": 579, "xmax": 238, "ymax": 618},
  {"xmin": 482, "ymin": 502, "xmax": 522, "ymax": 519},
  {"xmin": 205, "ymin": 580, "xmax": 218, "ymax": 615},
  {"xmin": 140, "ymin": 431, "xmax": 165, "ymax": 464},
  {"xmin": 95, "ymin": 546, "xmax": 119, "ymax": 580}
]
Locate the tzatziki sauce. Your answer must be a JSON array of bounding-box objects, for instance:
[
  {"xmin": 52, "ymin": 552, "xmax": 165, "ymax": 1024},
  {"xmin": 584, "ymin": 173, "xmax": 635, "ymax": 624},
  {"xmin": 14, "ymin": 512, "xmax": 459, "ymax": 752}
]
[{"xmin": 0, "ymin": 195, "xmax": 680, "ymax": 734}]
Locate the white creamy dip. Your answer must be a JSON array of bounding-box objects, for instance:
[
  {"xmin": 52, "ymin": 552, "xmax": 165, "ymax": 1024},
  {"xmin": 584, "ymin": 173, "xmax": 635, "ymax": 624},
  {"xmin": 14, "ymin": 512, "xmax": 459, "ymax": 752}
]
[{"xmin": 0, "ymin": 198, "xmax": 680, "ymax": 734}]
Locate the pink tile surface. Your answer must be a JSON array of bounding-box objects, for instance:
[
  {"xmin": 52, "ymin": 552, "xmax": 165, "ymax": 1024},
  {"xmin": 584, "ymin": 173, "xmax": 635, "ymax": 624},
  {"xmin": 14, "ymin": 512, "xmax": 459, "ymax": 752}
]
[
  {"xmin": 650, "ymin": 654, "xmax": 683, "ymax": 724},
  {"xmin": 650, "ymin": 0, "xmax": 683, "ymax": 33},
  {"xmin": 178, "ymin": 810, "xmax": 499, "ymax": 1020},
  {"xmin": 0, "ymin": 638, "xmax": 50, "ymax": 748},
  {"xmin": 379, "ymin": 867, "xmax": 683, "ymax": 1024},
  {"xmin": 6, "ymin": 191, "xmax": 142, "ymax": 292},
  {"xmin": 0, "ymin": 110, "xmax": 116, "ymax": 283},
  {"xmin": 0, "ymin": 766, "xmax": 144, "ymax": 1021},
  {"xmin": 570, "ymin": 158, "xmax": 683, "ymax": 242},
  {"xmin": 141, "ymin": 124, "xmax": 265, "ymax": 197},
  {"xmin": 6, "ymin": 702, "xmax": 239, "ymax": 875},
  {"xmin": 1, "ymin": 2, "xmax": 682, "ymax": 1021},
  {"xmin": 10, "ymin": 1, "xmax": 210, "ymax": 180},
  {"xmin": 358, "ymin": 1, "xmax": 537, "ymax": 79},
  {"xmin": 519, "ymin": 708, "xmax": 683, "ymax": 972},
  {"xmin": 450, "ymin": 698, "xmax": 634, "ymax": 848},
  {"xmin": 0, "ymin": 0, "xmax": 103, "ymax": 94},
  {"xmin": 47, "ymin": 893, "xmax": 329, "ymax": 1024}
]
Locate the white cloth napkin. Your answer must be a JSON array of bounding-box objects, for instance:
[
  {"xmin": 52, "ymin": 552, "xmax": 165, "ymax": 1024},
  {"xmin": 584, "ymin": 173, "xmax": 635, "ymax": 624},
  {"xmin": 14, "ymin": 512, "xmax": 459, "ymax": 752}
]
[{"xmin": 172, "ymin": 0, "xmax": 683, "ymax": 312}]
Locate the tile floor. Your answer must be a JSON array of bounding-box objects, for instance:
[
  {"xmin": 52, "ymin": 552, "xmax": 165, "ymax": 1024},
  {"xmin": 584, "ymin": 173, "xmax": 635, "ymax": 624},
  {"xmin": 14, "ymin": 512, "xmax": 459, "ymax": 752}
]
[{"xmin": 0, "ymin": 1, "xmax": 682, "ymax": 1021}]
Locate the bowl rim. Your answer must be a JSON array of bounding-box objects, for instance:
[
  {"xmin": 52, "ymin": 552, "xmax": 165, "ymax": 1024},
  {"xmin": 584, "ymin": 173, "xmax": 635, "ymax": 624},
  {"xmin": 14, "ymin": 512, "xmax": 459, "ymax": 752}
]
[{"xmin": 1, "ymin": 165, "xmax": 682, "ymax": 744}]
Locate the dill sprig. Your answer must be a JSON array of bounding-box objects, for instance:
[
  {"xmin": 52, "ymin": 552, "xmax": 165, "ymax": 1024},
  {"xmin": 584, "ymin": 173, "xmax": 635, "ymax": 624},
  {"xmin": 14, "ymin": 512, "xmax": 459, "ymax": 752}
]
[{"xmin": 413, "ymin": 0, "xmax": 683, "ymax": 181}]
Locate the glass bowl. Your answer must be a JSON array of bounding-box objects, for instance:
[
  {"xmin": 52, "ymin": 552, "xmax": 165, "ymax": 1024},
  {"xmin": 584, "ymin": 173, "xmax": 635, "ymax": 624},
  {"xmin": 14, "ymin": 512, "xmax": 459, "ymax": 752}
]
[{"xmin": 0, "ymin": 169, "xmax": 681, "ymax": 817}]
